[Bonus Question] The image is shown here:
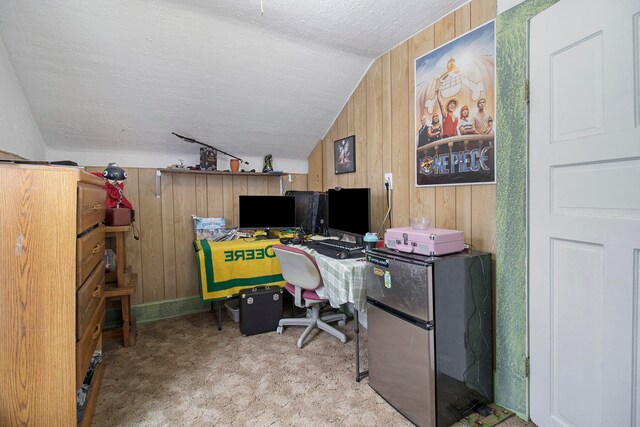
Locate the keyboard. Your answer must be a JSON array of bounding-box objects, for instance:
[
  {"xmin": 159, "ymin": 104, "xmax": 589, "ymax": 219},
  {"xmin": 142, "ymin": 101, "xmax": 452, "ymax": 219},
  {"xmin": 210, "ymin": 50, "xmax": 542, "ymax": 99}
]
[
  {"xmin": 315, "ymin": 240, "xmax": 364, "ymax": 252},
  {"xmin": 302, "ymin": 241, "xmax": 363, "ymax": 259}
]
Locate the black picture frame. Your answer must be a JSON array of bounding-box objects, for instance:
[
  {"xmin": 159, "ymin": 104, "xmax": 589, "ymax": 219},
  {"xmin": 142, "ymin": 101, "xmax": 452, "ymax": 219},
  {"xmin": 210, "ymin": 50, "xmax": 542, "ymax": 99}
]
[{"xmin": 334, "ymin": 135, "xmax": 356, "ymax": 174}]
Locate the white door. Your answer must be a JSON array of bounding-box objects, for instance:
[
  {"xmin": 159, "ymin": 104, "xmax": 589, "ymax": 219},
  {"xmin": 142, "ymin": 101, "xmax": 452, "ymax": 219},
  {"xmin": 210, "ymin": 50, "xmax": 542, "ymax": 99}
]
[{"xmin": 529, "ymin": 0, "xmax": 640, "ymax": 426}]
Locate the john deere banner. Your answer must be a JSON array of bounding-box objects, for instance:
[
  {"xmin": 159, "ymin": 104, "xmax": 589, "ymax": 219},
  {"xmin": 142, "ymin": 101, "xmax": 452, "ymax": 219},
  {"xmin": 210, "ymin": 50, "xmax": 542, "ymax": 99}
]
[
  {"xmin": 194, "ymin": 239, "xmax": 285, "ymax": 300},
  {"xmin": 415, "ymin": 20, "xmax": 496, "ymax": 186}
]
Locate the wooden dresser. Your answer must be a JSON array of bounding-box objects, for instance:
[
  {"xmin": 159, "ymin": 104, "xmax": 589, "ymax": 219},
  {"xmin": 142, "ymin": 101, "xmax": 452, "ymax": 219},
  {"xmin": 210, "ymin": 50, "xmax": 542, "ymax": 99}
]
[{"xmin": 0, "ymin": 164, "xmax": 106, "ymax": 426}]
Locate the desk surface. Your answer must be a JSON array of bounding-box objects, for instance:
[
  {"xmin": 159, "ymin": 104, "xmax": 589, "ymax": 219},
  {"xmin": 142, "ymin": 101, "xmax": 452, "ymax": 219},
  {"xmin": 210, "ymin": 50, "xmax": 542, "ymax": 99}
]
[{"xmin": 295, "ymin": 245, "xmax": 368, "ymax": 312}]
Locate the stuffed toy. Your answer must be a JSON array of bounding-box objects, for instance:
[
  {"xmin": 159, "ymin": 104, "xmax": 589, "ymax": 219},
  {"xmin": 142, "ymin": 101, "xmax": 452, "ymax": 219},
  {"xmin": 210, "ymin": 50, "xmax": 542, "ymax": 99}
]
[{"xmin": 92, "ymin": 163, "xmax": 133, "ymax": 209}]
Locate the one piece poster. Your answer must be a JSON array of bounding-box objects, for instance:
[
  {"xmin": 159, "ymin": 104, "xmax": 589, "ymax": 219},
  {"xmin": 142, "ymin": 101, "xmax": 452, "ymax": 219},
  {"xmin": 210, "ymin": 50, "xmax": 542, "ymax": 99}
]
[{"xmin": 415, "ymin": 20, "xmax": 495, "ymax": 187}]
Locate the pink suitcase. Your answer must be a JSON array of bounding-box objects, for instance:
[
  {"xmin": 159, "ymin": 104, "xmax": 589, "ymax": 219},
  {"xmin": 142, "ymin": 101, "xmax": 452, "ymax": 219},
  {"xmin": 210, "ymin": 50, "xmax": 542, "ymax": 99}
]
[{"xmin": 384, "ymin": 227, "xmax": 464, "ymax": 256}]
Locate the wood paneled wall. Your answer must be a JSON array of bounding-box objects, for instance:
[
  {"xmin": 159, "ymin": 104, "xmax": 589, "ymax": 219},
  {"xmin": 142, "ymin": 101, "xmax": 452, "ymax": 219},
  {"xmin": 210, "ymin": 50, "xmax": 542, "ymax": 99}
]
[
  {"xmin": 310, "ymin": 0, "xmax": 496, "ymax": 253},
  {"xmin": 307, "ymin": 142, "xmax": 323, "ymax": 191},
  {"xmin": 86, "ymin": 168, "xmax": 307, "ymax": 304}
]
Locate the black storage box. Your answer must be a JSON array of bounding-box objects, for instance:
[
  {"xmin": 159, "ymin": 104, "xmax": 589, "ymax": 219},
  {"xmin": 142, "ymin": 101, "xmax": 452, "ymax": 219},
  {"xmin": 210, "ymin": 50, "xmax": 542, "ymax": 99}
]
[{"xmin": 239, "ymin": 286, "xmax": 283, "ymax": 336}]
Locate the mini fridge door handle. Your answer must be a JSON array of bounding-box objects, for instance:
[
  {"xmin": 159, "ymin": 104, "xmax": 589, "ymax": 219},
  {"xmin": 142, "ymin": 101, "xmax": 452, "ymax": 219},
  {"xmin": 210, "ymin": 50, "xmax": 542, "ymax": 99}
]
[{"xmin": 425, "ymin": 320, "xmax": 434, "ymax": 331}]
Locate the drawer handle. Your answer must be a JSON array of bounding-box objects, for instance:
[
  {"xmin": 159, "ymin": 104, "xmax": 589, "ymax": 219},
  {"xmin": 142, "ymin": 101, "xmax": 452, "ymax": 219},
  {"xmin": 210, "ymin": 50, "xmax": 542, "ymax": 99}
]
[
  {"xmin": 92, "ymin": 323, "xmax": 101, "ymax": 340},
  {"xmin": 92, "ymin": 283, "xmax": 103, "ymax": 298},
  {"xmin": 92, "ymin": 202, "xmax": 102, "ymax": 210},
  {"xmin": 91, "ymin": 244, "xmax": 101, "ymax": 254}
]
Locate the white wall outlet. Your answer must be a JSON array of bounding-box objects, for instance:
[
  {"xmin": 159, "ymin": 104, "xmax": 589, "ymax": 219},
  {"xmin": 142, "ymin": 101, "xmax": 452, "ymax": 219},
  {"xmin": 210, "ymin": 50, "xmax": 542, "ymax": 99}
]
[{"xmin": 384, "ymin": 173, "xmax": 393, "ymax": 189}]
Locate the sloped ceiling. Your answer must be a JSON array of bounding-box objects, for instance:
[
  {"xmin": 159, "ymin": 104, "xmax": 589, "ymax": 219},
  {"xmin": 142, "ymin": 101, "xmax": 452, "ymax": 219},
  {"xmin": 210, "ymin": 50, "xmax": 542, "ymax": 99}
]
[{"xmin": 0, "ymin": 0, "xmax": 467, "ymax": 169}]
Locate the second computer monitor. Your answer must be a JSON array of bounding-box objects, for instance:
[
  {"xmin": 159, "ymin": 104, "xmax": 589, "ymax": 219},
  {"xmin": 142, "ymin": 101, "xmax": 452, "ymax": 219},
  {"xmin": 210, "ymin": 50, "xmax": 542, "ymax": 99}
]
[
  {"xmin": 238, "ymin": 195, "xmax": 296, "ymax": 231},
  {"xmin": 327, "ymin": 187, "xmax": 370, "ymax": 238}
]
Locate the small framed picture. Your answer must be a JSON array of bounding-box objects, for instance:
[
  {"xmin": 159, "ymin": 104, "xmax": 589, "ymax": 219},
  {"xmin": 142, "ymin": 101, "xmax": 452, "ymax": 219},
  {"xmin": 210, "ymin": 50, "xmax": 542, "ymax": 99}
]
[{"xmin": 334, "ymin": 135, "xmax": 356, "ymax": 174}]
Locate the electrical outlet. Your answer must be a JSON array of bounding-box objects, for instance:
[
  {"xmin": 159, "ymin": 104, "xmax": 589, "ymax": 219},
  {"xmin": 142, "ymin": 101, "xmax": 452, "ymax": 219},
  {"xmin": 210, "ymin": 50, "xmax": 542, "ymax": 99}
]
[{"xmin": 384, "ymin": 173, "xmax": 393, "ymax": 190}]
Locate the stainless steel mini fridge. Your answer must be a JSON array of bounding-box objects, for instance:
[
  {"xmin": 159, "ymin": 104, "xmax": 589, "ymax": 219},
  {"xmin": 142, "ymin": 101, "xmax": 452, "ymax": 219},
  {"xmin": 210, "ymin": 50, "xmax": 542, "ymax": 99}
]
[{"xmin": 365, "ymin": 248, "xmax": 493, "ymax": 427}]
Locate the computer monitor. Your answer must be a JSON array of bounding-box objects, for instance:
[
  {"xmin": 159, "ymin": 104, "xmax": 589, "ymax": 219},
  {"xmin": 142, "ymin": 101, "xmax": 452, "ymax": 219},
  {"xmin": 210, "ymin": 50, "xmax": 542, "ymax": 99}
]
[
  {"xmin": 238, "ymin": 195, "xmax": 296, "ymax": 231},
  {"xmin": 284, "ymin": 190, "xmax": 328, "ymax": 235},
  {"xmin": 327, "ymin": 187, "xmax": 370, "ymax": 239}
]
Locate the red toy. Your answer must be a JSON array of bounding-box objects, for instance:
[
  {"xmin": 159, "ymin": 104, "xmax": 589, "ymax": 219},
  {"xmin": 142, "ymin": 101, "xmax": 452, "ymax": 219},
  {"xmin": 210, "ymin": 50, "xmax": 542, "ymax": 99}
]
[{"xmin": 91, "ymin": 163, "xmax": 133, "ymax": 209}]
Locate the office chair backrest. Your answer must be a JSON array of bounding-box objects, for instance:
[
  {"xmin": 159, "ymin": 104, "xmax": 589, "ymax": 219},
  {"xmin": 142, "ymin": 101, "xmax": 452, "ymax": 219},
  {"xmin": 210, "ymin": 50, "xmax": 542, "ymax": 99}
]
[{"xmin": 272, "ymin": 245, "xmax": 323, "ymax": 291}]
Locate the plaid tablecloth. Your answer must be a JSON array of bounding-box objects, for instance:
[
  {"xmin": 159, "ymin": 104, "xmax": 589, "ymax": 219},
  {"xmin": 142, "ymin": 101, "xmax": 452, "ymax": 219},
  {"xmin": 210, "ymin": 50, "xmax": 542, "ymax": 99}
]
[{"xmin": 293, "ymin": 245, "xmax": 368, "ymax": 313}]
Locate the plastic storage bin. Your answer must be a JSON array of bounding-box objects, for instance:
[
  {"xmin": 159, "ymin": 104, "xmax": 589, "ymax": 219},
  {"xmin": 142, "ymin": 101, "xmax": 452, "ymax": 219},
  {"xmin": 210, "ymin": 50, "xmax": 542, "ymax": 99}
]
[{"xmin": 224, "ymin": 299, "xmax": 240, "ymax": 323}]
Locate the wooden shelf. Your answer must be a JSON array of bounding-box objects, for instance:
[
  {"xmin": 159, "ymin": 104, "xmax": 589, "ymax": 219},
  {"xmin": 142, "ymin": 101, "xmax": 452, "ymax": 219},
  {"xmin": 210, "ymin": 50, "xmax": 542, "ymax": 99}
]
[
  {"xmin": 103, "ymin": 317, "xmax": 137, "ymax": 347},
  {"xmin": 158, "ymin": 168, "xmax": 286, "ymax": 177},
  {"xmin": 104, "ymin": 282, "xmax": 137, "ymax": 298},
  {"xmin": 105, "ymin": 266, "xmax": 131, "ymax": 285},
  {"xmin": 105, "ymin": 270, "xmax": 137, "ymax": 297},
  {"xmin": 105, "ymin": 225, "xmax": 131, "ymax": 233},
  {"xmin": 103, "ymin": 225, "xmax": 136, "ymax": 348}
]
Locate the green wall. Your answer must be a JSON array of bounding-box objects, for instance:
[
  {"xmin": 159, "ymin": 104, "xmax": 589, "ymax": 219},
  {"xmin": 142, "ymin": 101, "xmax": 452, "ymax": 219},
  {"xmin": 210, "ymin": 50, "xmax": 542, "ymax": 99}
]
[
  {"xmin": 106, "ymin": 296, "xmax": 211, "ymax": 330},
  {"xmin": 495, "ymin": 0, "xmax": 556, "ymax": 416}
]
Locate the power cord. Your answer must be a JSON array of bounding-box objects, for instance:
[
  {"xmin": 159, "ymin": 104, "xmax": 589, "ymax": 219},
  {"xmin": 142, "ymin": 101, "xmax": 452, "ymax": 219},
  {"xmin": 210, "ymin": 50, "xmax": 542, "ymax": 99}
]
[
  {"xmin": 461, "ymin": 255, "xmax": 491, "ymax": 399},
  {"xmin": 376, "ymin": 182, "xmax": 392, "ymax": 236},
  {"xmin": 131, "ymin": 222, "xmax": 140, "ymax": 240}
]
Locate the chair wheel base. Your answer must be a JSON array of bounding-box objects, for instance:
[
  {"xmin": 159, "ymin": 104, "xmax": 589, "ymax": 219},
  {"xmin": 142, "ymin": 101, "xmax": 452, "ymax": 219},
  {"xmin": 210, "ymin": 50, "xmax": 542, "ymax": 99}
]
[
  {"xmin": 338, "ymin": 320, "xmax": 346, "ymax": 327},
  {"xmin": 276, "ymin": 326, "xmax": 284, "ymax": 334}
]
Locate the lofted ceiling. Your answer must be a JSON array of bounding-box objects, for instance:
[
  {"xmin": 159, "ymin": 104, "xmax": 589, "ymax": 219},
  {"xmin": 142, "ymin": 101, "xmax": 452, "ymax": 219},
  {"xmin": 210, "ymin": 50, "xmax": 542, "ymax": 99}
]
[{"xmin": 0, "ymin": 0, "xmax": 467, "ymax": 169}]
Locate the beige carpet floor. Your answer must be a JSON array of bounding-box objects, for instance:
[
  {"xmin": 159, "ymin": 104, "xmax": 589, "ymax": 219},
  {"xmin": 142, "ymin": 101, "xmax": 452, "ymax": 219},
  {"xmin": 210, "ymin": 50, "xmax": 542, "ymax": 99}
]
[{"xmin": 94, "ymin": 312, "xmax": 536, "ymax": 427}]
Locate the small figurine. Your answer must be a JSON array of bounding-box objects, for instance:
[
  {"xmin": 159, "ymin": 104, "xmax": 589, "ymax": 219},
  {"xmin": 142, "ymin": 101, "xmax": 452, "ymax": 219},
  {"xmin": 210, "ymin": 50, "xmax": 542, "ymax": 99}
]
[
  {"xmin": 101, "ymin": 163, "xmax": 133, "ymax": 209},
  {"xmin": 263, "ymin": 154, "xmax": 273, "ymax": 173}
]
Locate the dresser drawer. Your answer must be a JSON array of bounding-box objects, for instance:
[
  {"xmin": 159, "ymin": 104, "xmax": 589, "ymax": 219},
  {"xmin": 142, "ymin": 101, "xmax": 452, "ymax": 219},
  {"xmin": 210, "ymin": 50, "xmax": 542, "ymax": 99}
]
[
  {"xmin": 77, "ymin": 296, "xmax": 105, "ymax": 389},
  {"xmin": 77, "ymin": 182, "xmax": 105, "ymax": 233},
  {"xmin": 76, "ymin": 224, "xmax": 105, "ymax": 287},
  {"xmin": 77, "ymin": 260, "xmax": 105, "ymax": 339}
]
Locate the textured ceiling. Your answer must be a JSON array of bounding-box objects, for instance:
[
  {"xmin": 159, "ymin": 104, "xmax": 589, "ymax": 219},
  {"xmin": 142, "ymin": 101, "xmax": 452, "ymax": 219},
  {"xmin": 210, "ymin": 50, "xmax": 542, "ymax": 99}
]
[{"xmin": 0, "ymin": 0, "xmax": 467, "ymax": 167}]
